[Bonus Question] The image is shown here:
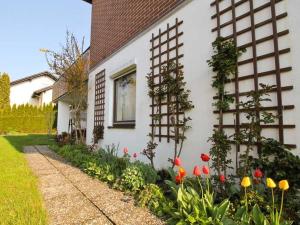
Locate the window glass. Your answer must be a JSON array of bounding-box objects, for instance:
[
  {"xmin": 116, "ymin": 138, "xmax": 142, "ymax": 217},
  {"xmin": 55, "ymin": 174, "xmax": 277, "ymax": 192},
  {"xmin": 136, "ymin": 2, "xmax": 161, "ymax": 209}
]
[{"xmin": 114, "ymin": 72, "xmax": 136, "ymax": 123}]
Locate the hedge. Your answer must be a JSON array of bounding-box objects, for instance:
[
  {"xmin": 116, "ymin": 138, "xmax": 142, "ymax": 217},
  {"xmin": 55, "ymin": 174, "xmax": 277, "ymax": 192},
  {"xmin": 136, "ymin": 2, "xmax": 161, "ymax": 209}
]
[{"xmin": 0, "ymin": 104, "xmax": 56, "ymax": 134}]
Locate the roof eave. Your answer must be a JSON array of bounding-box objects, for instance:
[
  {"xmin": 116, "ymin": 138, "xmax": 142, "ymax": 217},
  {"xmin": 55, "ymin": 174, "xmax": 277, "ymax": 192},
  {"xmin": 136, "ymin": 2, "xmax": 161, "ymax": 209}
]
[
  {"xmin": 10, "ymin": 71, "xmax": 58, "ymax": 86},
  {"xmin": 82, "ymin": 0, "xmax": 92, "ymax": 4}
]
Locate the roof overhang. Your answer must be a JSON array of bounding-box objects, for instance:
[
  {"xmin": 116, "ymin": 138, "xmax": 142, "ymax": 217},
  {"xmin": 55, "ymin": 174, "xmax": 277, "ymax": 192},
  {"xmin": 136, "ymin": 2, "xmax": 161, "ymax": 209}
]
[
  {"xmin": 82, "ymin": 0, "xmax": 92, "ymax": 4},
  {"xmin": 32, "ymin": 85, "xmax": 53, "ymax": 98},
  {"xmin": 11, "ymin": 71, "xmax": 58, "ymax": 86}
]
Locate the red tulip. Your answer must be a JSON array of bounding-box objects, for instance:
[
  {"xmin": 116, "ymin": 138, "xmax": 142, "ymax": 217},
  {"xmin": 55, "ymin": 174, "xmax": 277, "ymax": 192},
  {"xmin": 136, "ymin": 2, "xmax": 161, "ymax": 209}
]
[
  {"xmin": 201, "ymin": 153, "xmax": 210, "ymax": 162},
  {"xmin": 254, "ymin": 168, "xmax": 263, "ymax": 178},
  {"xmin": 219, "ymin": 174, "xmax": 225, "ymax": 183},
  {"xmin": 202, "ymin": 166, "xmax": 209, "ymax": 175},
  {"xmin": 175, "ymin": 175, "xmax": 182, "ymax": 184},
  {"xmin": 174, "ymin": 157, "xmax": 182, "ymax": 167},
  {"xmin": 133, "ymin": 153, "xmax": 137, "ymax": 158},
  {"xmin": 179, "ymin": 167, "xmax": 186, "ymax": 178},
  {"xmin": 123, "ymin": 147, "xmax": 128, "ymax": 154},
  {"xmin": 193, "ymin": 166, "xmax": 201, "ymax": 176}
]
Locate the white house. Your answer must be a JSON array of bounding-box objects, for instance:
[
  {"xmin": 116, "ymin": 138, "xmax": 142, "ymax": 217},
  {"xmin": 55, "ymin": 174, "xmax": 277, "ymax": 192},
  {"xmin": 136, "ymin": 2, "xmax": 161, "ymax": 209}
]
[
  {"xmin": 71, "ymin": 0, "xmax": 300, "ymax": 172},
  {"xmin": 10, "ymin": 71, "xmax": 57, "ymax": 106}
]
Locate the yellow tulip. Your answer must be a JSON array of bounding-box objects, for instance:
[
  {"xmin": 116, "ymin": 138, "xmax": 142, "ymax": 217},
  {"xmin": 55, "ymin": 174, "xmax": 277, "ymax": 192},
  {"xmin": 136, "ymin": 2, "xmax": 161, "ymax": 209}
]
[
  {"xmin": 241, "ymin": 177, "xmax": 251, "ymax": 188},
  {"xmin": 279, "ymin": 180, "xmax": 289, "ymax": 191},
  {"xmin": 266, "ymin": 178, "xmax": 276, "ymax": 188}
]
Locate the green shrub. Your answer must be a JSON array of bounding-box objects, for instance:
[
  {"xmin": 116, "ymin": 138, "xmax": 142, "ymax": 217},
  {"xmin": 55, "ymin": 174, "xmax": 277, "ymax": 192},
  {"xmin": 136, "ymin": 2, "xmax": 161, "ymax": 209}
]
[
  {"xmin": 138, "ymin": 184, "xmax": 173, "ymax": 217},
  {"xmin": 118, "ymin": 165, "xmax": 146, "ymax": 192},
  {"xmin": 95, "ymin": 148, "xmax": 129, "ymax": 177},
  {"xmin": 52, "ymin": 144, "xmax": 95, "ymax": 168},
  {"xmin": 133, "ymin": 161, "xmax": 159, "ymax": 184},
  {"xmin": 50, "ymin": 144, "xmax": 158, "ymax": 193},
  {"xmin": 84, "ymin": 162, "xmax": 115, "ymax": 184},
  {"xmin": 116, "ymin": 161, "xmax": 159, "ymax": 193}
]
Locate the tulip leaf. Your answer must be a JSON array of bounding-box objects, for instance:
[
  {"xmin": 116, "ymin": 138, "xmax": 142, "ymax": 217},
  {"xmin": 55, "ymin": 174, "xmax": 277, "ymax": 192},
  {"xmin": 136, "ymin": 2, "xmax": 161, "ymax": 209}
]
[
  {"xmin": 217, "ymin": 199, "xmax": 230, "ymax": 221},
  {"xmin": 252, "ymin": 204, "xmax": 268, "ymax": 225}
]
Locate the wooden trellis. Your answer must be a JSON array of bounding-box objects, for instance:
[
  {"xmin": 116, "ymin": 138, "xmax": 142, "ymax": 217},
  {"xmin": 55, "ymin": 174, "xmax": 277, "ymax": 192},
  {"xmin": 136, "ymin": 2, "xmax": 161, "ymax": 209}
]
[
  {"xmin": 149, "ymin": 18, "xmax": 184, "ymax": 142},
  {"xmin": 94, "ymin": 69, "xmax": 106, "ymax": 139},
  {"xmin": 211, "ymin": 0, "xmax": 295, "ymax": 148}
]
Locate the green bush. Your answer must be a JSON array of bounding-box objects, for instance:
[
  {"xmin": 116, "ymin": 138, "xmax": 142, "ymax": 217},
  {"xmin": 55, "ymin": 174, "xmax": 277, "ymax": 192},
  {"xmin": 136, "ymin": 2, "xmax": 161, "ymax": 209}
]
[
  {"xmin": 84, "ymin": 162, "xmax": 115, "ymax": 184},
  {"xmin": 133, "ymin": 161, "xmax": 159, "ymax": 184},
  {"xmin": 118, "ymin": 165, "xmax": 146, "ymax": 192},
  {"xmin": 138, "ymin": 184, "xmax": 173, "ymax": 217},
  {"xmin": 50, "ymin": 144, "xmax": 158, "ymax": 193},
  {"xmin": 95, "ymin": 148, "xmax": 130, "ymax": 177},
  {"xmin": 116, "ymin": 161, "xmax": 159, "ymax": 193}
]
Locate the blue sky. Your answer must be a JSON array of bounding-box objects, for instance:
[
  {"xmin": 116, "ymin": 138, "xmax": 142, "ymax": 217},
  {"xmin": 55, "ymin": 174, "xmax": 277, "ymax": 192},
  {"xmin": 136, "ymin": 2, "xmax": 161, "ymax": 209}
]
[{"xmin": 0, "ymin": 0, "xmax": 91, "ymax": 81}]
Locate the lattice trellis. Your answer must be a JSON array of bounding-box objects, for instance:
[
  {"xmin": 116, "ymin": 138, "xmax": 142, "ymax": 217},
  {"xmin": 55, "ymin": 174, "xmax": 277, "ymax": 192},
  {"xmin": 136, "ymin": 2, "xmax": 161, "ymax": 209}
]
[
  {"xmin": 149, "ymin": 18, "xmax": 184, "ymax": 142},
  {"xmin": 210, "ymin": 0, "xmax": 295, "ymax": 148},
  {"xmin": 94, "ymin": 70, "xmax": 106, "ymax": 139}
]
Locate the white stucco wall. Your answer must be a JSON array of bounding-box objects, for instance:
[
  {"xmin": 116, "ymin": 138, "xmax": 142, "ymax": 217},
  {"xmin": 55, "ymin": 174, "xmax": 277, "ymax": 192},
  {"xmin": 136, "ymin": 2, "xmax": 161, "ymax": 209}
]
[
  {"xmin": 57, "ymin": 101, "xmax": 71, "ymax": 134},
  {"xmin": 56, "ymin": 100, "xmax": 88, "ymax": 135},
  {"xmin": 286, "ymin": 0, "xmax": 300, "ymax": 156},
  {"xmin": 41, "ymin": 89, "xmax": 53, "ymax": 105},
  {"xmin": 10, "ymin": 76, "xmax": 55, "ymax": 106},
  {"xmin": 86, "ymin": 0, "xmax": 300, "ymax": 172}
]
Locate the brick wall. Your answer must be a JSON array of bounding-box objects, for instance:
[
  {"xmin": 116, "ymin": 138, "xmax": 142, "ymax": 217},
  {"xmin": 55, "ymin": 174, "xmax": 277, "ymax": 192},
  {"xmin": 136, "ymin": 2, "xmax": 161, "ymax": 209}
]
[{"xmin": 90, "ymin": 0, "xmax": 185, "ymax": 69}]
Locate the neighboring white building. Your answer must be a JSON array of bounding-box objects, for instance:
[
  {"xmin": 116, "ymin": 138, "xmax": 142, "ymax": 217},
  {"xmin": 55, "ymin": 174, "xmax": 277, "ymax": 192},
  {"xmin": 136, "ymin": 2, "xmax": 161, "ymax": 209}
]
[
  {"xmin": 10, "ymin": 71, "xmax": 57, "ymax": 106},
  {"xmin": 77, "ymin": 0, "xmax": 300, "ymax": 172}
]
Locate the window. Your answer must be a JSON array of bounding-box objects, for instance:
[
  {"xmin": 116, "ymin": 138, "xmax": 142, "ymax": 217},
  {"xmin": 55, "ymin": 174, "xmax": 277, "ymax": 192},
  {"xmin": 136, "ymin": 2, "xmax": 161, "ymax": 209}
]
[{"xmin": 113, "ymin": 71, "xmax": 136, "ymax": 127}]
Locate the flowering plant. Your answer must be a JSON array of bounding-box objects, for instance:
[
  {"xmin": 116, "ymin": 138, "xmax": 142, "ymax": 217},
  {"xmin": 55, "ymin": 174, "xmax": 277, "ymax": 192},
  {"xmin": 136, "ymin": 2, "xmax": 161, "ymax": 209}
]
[
  {"xmin": 166, "ymin": 155, "xmax": 232, "ymax": 224},
  {"xmin": 238, "ymin": 176, "xmax": 293, "ymax": 225}
]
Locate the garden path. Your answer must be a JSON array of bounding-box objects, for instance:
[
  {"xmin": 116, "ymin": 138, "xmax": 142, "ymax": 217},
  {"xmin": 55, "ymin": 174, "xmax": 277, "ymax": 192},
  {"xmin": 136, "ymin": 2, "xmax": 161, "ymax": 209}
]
[{"xmin": 24, "ymin": 145, "xmax": 164, "ymax": 225}]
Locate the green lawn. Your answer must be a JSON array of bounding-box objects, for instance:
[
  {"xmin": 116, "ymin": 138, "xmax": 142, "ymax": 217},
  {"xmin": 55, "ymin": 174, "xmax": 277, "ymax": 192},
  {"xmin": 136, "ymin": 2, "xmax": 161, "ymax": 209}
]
[{"xmin": 0, "ymin": 134, "xmax": 55, "ymax": 225}]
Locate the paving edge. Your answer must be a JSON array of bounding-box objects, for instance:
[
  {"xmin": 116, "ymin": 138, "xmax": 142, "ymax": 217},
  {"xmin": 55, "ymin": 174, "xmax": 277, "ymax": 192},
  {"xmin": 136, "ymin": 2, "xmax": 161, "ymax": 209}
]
[{"xmin": 33, "ymin": 146, "xmax": 117, "ymax": 225}]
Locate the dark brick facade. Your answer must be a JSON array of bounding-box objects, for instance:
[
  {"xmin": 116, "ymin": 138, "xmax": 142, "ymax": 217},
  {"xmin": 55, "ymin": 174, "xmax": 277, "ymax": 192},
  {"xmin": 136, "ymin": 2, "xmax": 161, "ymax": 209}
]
[{"xmin": 89, "ymin": 0, "xmax": 185, "ymax": 69}]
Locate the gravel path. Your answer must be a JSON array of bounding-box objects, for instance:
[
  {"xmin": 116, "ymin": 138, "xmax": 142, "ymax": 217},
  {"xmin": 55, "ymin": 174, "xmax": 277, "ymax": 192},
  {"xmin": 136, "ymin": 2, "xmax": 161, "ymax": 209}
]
[{"xmin": 24, "ymin": 145, "xmax": 165, "ymax": 225}]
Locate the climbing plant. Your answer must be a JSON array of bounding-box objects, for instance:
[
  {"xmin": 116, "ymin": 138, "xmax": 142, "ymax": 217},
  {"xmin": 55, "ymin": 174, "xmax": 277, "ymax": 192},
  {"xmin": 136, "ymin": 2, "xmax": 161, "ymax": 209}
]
[
  {"xmin": 207, "ymin": 37, "xmax": 245, "ymax": 178},
  {"xmin": 162, "ymin": 62, "xmax": 194, "ymax": 168},
  {"xmin": 236, "ymin": 83, "xmax": 277, "ymax": 177},
  {"xmin": 143, "ymin": 61, "xmax": 194, "ymax": 169},
  {"xmin": 142, "ymin": 71, "xmax": 166, "ymax": 168}
]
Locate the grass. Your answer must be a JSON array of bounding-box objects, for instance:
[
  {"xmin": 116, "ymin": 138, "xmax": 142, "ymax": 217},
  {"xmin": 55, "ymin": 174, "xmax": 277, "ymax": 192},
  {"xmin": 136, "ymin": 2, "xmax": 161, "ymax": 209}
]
[{"xmin": 0, "ymin": 134, "xmax": 55, "ymax": 225}]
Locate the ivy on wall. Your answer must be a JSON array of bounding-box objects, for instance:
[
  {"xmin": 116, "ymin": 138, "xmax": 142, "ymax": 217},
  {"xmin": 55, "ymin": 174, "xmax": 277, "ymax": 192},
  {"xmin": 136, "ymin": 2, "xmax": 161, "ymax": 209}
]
[{"xmin": 208, "ymin": 37, "xmax": 245, "ymax": 178}]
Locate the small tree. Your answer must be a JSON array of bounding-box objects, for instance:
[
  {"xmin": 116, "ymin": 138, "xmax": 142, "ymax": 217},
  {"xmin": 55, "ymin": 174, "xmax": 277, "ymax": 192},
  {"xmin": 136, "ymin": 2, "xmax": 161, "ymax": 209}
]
[
  {"xmin": 41, "ymin": 31, "xmax": 88, "ymax": 144},
  {"xmin": 0, "ymin": 72, "xmax": 10, "ymax": 109}
]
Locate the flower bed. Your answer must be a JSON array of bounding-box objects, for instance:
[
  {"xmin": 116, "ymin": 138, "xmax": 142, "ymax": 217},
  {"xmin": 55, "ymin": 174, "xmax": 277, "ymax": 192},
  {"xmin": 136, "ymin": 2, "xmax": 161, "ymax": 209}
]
[{"xmin": 50, "ymin": 144, "xmax": 298, "ymax": 225}]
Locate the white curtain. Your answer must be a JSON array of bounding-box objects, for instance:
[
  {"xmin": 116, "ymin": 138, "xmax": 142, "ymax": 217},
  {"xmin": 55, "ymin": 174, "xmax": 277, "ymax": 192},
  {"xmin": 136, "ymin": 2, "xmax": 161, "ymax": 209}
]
[{"xmin": 116, "ymin": 73, "xmax": 136, "ymax": 121}]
